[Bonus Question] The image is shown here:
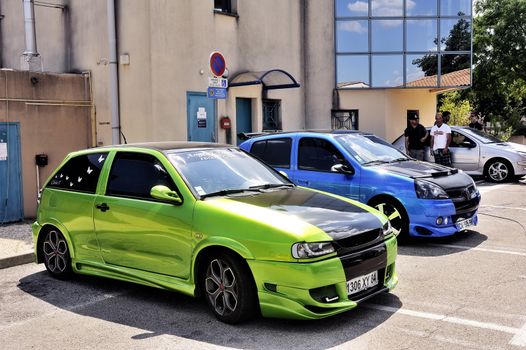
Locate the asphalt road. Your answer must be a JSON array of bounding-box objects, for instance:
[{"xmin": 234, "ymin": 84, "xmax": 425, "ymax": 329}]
[{"xmin": 1, "ymin": 181, "xmax": 525, "ymax": 350}]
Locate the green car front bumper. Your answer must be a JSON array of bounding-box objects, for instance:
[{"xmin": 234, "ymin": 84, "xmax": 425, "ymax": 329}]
[{"xmin": 248, "ymin": 235, "xmax": 398, "ymax": 320}]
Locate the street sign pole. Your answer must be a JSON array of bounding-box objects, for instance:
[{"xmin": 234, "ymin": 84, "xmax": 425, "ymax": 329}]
[{"xmin": 208, "ymin": 51, "xmax": 228, "ymax": 99}]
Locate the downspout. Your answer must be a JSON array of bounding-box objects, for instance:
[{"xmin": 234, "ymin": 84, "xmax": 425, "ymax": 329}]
[
  {"xmin": 21, "ymin": 0, "xmax": 42, "ymax": 71},
  {"xmin": 107, "ymin": 0, "xmax": 121, "ymax": 144}
]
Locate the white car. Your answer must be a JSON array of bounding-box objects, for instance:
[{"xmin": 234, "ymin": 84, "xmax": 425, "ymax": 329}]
[{"xmin": 392, "ymin": 126, "xmax": 526, "ymax": 183}]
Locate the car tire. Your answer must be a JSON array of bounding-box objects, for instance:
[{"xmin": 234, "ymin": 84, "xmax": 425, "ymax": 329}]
[
  {"xmin": 369, "ymin": 198, "xmax": 410, "ymax": 241},
  {"xmin": 484, "ymin": 159, "xmax": 514, "ymax": 183},
  {"xmin": 201, "ymin": 252, "xmax": 258, "ymax": 324},
  {"xmin": 42, "ymin": 229, "xmax": 73, "ymax": 279}
]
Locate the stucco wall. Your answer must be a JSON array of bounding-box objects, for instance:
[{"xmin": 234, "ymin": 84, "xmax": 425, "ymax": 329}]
[
  {"xmin": 338, "ymin": 88, "xmax": 437, "ymax": 142},
  {"xmin": 0, "ymin": 70, "xmax": 92, "ymax": 218},
  {"xmin": 304, "ymin": 0, "xmax": 335, "ymax": 129},
  {"xmin": 0, "ymin": 0, "xmax": 69, "ymax": 72},
  {"xmin": 338, "ymin": 89, "xmax": 388, "ymax": 138},
  {"xmin": 385, "ymin": 89, "xmax": 437, "ymax": 142}
]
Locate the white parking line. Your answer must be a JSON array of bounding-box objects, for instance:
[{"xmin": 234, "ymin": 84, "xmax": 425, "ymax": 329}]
[
  {"xmin": 511, "ymin": 323, "xmax": 526, "ymax": 347},
  {"xmin": 363, "ymin": 303, "xmax": 526, "ymax": 347},
  {"xmin": 427, "ymin": 243, "xmax": 526, "ymax": 257}
]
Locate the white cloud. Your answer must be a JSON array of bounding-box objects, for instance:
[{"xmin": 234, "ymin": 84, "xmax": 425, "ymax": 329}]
[
  {"xmin": 339, "ymin": 21, "xmax": 367, "ymax": 34},
  {"xmin": 371, "ymin": 0, "xmax": 415, "ymax": 16},
  {"xmin": 348, "ymin": 1, "xmax": 368, "ymax": 13}
]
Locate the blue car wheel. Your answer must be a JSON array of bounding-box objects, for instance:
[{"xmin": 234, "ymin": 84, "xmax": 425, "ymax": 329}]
[{"xmin": 370, "ymin": 198, "xmax": 409, "ymax": 239}]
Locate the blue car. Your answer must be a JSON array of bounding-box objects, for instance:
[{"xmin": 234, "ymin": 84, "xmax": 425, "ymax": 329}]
[{"xmin": 239, "ymin": 131, "xmax": 480, "ymax": 238}]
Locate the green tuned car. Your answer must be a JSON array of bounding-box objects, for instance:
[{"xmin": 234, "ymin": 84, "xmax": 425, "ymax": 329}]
[{"xmin": 33, "ymin": 142, "xmax": 398, "ymax": 323}]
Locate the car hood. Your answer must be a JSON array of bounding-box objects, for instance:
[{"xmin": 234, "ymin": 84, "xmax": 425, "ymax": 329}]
[
  {"xmin": 377, "ymin": 161, "xmax": 474, "ymax": 189},
  {"xmin": 220, "ymin": 188, "xmax": 384, "ymax": 240},
  {"xmin": 485, "ymin": 142, "xmax": 526, "ymax": 154}
]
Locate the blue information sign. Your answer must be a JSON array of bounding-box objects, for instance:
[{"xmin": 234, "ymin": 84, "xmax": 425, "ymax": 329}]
[{"xmin": 207, "ymin": 87, "xmax": 227, "ymax": 99}]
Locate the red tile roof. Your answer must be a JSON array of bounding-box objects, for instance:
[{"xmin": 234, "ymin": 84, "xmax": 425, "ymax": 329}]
[{"xmin": 405, "ymin": 68, "xmax": 470, "ymax": 88}]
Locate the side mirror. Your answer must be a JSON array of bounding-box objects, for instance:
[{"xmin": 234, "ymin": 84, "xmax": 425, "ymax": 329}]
[
  {"xmin": 279, "ymin": 170, "xmax": 289, "ymax": 178},
  {"xmin": 150, "ymin": 185, "xmax": 182, "ymax": 204},
  {"xmin": 331, "ymin": 163, "xmax": 355, "ymax": 176}
]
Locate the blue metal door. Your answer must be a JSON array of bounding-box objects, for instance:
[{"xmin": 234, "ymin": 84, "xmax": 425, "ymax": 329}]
[
  {"xmin": 0, "ymin": 123, "xmax": 23, "ymax": 223},
  {"xmin": 187, "ymin": 92, "xmax": 216, "ymax": 142},
  {"xmin": 236, "ymin": 98, "xmax": 252, "ymax": 145}
]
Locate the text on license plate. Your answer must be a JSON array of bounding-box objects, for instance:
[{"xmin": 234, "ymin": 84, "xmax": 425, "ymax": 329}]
[
  {"xmin": 346, "ymin": 270, "xmax": 379, "ymax": 295},
  {"xmin": 456, "ymin": 217, "xmax": 474, "ymax": 230}
]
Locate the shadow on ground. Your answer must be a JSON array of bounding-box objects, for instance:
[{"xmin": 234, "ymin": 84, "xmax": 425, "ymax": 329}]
[
  {"xmin": 18, "ymin": 271, "xmax": 401, "ymax": 349},
  {"xmin": 397, "ymin": 229, "xmax": 488, "ymax": 257}
]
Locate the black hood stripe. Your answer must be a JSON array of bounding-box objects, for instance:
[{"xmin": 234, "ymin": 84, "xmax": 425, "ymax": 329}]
[{"xmin": 228, "ymin": 188, "xmax": 383, "ymax": 240}]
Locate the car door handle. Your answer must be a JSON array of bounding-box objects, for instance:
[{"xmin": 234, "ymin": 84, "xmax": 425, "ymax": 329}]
[
  {"xmin": 95, "ymin": 203, "xmax": 110, "ymax": 212},
  {"xmin": 297, "ymin": 179, "xmax": 310, "ymax": 186}
]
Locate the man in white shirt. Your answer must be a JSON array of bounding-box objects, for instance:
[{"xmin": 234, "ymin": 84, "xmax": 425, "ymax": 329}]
[{"xmin": 430, "ymin": 113, "xmax": 452, "ymax": 166}]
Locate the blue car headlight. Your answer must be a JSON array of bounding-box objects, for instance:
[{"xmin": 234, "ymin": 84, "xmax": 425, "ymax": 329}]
[{"xmin": 414, "ymin": 180, "xmax": 448, "ymax": 199}]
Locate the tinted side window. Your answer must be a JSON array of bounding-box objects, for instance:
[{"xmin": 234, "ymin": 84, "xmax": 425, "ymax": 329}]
[
  {"xmin": 48, "ymin": 153, "xmax": 108, "ymax": 193},
  {"xmin": 250, "ymin": 138, "xmax": 292, "ymax": 168},
  {"xmin": 106, "ymin": 153, "xmax": 176, "ymax": 200},
  {"xmin": 298, "ymin": 138, "xmax": 345, "ymax": 172}
]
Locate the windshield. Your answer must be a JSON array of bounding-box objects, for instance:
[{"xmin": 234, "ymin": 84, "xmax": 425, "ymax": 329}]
[
  {"xmin": 336, "ymin": 134, "xmax": 409, "ymax": 165},
  {"xmin": 462, "ymin": 128, "xmax": 502, "ymax": 144},
  {"xmin": 168, "ymin": 148, "xmax": 290, "ymax": 197}
]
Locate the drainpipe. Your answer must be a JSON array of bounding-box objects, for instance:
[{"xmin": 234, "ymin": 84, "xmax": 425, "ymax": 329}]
[
  {"xmin": 21, "ymin": 0, "xmax": 42, "ymax": 71},
  {"xmin": 107, "ymin": 0, "xmax": 121, "ymax": 144}
]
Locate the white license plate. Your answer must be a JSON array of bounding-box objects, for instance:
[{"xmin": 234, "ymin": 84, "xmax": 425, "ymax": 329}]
[
  {"xmin": 346, "ymin": 270, "xmax": 379, "ymax": 295},
  {"xmin": 456, "ymin": 217, "xmax": 474, "ymax": 230}
]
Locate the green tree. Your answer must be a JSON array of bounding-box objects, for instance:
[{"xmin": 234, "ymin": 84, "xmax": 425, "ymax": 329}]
[
  {"xmin": 439, "ymin": 91, "xmax": 472, "ymax": 126},
  {"xmin": 470, "ymin": 0, "xmax": 526, "ymax": 131},
  {"xmin": 413, "ymin": 14, "xmax": 471, "ymax": 76}
]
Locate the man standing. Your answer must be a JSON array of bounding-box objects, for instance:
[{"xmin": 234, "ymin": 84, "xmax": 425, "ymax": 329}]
[
  {"xmin": 404, "ymin": 114, "xmax": 428, "ymax": 160},
  {"xmin": 430, "ymin": 113, "xmax": 452, "ymax": 167}
]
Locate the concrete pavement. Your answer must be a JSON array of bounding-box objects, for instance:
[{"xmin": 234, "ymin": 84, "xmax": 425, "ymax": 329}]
[{"xmin": 0, "ymin": 220, "xmax": 33, "ymax": 269}]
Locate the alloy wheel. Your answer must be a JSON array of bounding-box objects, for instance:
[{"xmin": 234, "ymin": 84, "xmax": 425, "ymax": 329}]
[
  {"xmin": 488, "ymin": 161, "xmax": 509, "ymax": 182},
  {"xmin": 374, "ymin": 202, "xmax": 403, "ymax": 236},
  {"xmin": 43, "ymin": 230, "xmax": 69, "ymax": 274},
  {"xmin": 205, "ymin": 258, "xmax": 239, "ymax": 316}
]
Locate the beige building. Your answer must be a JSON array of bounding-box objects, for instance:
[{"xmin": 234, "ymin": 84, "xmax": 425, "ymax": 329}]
[{"xmin": 0, "ymin": 0, "xmax": 472, "ymax": 219}]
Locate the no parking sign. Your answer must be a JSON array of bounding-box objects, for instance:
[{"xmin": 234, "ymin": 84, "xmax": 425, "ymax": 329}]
[{"xmin": 209, "ymin": 51, "xmax": 226, "ymax": 77}]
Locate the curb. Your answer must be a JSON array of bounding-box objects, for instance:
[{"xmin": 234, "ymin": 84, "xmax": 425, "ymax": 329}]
[{"xmin": 0, "ymin": 252, "xmax": 34, "ymax": 269}]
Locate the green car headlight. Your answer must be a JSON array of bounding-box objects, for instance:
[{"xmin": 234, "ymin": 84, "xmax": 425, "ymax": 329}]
[
  {"xmin": 414, "ymin": 180, "xmax": 448, "ymax": 199},
  {"xmin": 292, "ymin": 242, "xmax": 335, "ymax": 259}
]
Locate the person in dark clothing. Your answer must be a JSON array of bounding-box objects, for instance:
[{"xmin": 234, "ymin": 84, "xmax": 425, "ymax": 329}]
[
  {"xmin": 404, "ymin": 114, "xmax": 428, "ymax": 160},
  {"xmin": 468, "ymin": 113, "xmax": 483, "ymax": 130}
]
